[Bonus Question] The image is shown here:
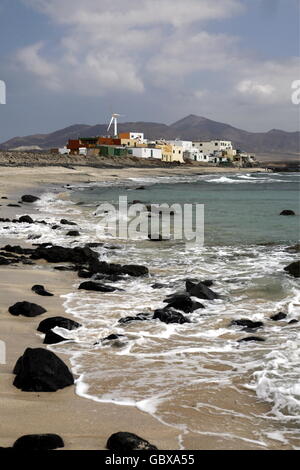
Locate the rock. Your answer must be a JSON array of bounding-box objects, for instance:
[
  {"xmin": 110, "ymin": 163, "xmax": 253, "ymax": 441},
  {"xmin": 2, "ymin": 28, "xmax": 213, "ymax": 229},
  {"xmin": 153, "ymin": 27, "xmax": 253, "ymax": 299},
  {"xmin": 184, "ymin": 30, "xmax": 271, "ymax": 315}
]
[
  {"xmin": 237, "ymin": 336, "xmax": 266, "ymax": 343},
  {"xmin": 0, "ymin": 256, "xmax": 11, "ymax": 265},
  {"xmin": 66, "ymin": 230, "xmax": 80, "ymax": 237},
  {"xmin": 43, "ymin": 331, "xmax": 67, "ymax": 345},
  {"xmin": 1, "ymin": 196, "xmax": 8, "ymax": 199},
  {"xmin": 21, "ymin": 195, "xmax": 40, "ymax": 203},
  {"xmin": 230, "ymin": 319, "xmax": 264, "ymax": 329},
  {"xmin": 135, "ymin": 186, "xmax": 146, "ymax": 190},
  {"xmin": 106, "ymin": 432, "xmax": 157, "ymax": 451},
  {"xmin": 52, "ymin": 225, "xmax": 60, "ymax": 230},
  {"xmin": 288, "ymin": 319, "xmax": 299, "ymax": 324},
  {"xmin": 19, "ymin": 215, "xmax": 34, "ymax": 224},
  {"xmin": 9, "ymin": 301, "xmax": 47, "ymax": 317},
  {"xmin": 284, "ymin": 260, "xmax": 300, "ymax": 278},
  {"xmin": 102, "ymin": 334, "xmax": 125, "ymax": 341},
  {"xmin": 37, "ymin": 316, "xmax": 81, "ymax": 334},
  {"xmin": 153, "ymin": 308, "xmax": 190, "ymax": 324},
  {"xmin": 60, "ymin": 219, "xmax": 77, "ymax": 225},
  {"xmin": 32, "ymin": 285, "xmax": 54, "ymax": 297},
  {"xmin": 151, "ymin": 283, "xmax": 167, "ymax": 289},
  {"xmin": 13, "ymin": 348, "xmax": 74, "ymax": 392},
  {"xmin": 13, "ymin": 434, "xmax": 64, "ymax": 451},
  {"xmin": 32, "ymin": 245, "xmax": 98, "ymax": 264},
  {"xmin": 163, "ymin": 293, "xmax": 204, "ymax": 313},
  {"xmin": 0, "ymin": 217, "xmax": 11, "ymax": 222},
  {"xmin": 85, "ymin": 242, "xmax": 104, "ymax": 248},
  {"xmin": 78, "ymin": 269, "xmax": 93, "ymax": 278},
  {"xmin": 78, "ymin": 281, "xmax": 118, "ymax": 292},
  {"xmin": 2, "ymin": 245, "xmax": 35, "ymax": 255},
  {"xmin": 54, "ymin": 265, "xmax": 78, "ymax": 271},
  {"xmin": 285, "ymin": 243, "xmax": 300, "ymax": 253},
  {"xmin": 270, "ymin": 312, "xmax": 287, "ymax": 321},
  {"xmin": 118, "ymin": 313, "xmax": 151, "ymax": 324},
  {"xmin": 7, "ymin": 204, "xmax": 21, "ymax": 207},
  {"xmin": 186, "ymin": 280, "xmax": 219, "ymax": 300},
  {"xmin": 121, "ymin": 265, "xmax": 149, "ymax": 277},
  {"xmin": 280, "ymin": 210, "xmax": 295, "ymax": 216}
]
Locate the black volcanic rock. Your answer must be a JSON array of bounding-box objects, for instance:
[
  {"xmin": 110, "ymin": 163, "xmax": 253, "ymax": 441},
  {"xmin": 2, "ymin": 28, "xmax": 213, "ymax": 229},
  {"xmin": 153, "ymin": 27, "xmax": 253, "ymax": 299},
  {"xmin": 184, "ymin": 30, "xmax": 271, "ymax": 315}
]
[
  {"xmin": 78, "ymin": 281, "xmax": 118, "ymax": 292},
  {"xmin": 153, "ymin": 308, "xmax": 190, "ymax": 324},
  {"xmin": 13, "ymin": 434, "xmax": 64, "ymax": 450},
  {"xmin": 60, "ymin": 219, "xmax": 77, "ymax": 225},
  {"xmin": 19, "ymin": 215, "xmax": 34, "ymax": 224},
  {"xmin": 37, "ymin": 316, "xmax": 81, "ymax": 334},
  {"xmin": 66, "ymin": 230, "xmax": 80, "ymax": 237},
  {"xmin": 186, "ymin": 280, "xmax": 219, "ymax": 300},
  {"xmin": 13, "ymin": 348, "xmax": 74, "ymax": 392},
  {"xmin": 32, "ymin": 285, "xmax": 54, "ymax": 297},
  {"xmin": 237, "ymin": 336, "xmax": 266, "ymax": 343},
  {"xmin": 21, "ymin": 195, "xmax": 40, "ymax": 203},
  {"xmin": 31, "ymin": 245, "xmax": 98, "ymax": 264},
  {"xmin": 280, "ymin": 210, "xmax": 295, "ymax": 216},
  {"xmin": 270, "ymin": 312, "xmax": 287, "ymax": 321},
  {"xmin": 9, "ymin": 301, "xmax": 47, "ymax": 317},
  {"xmin": 163, "ymin": 293, "xmax": 204, "ymax": 313},
  {"xmin": 107, "ymin": 432, "xmax": 157, "ymax": 451},
  {"xmin": 284, "ymin": 260, "xmax": 300, "ymax": 278},
  {"xmin": 43, "ymin": 331, "xmax": 67, "ymax": 345},
  {"xmin": 230, "ymin": 319, "xmax": 264, "ymax": 329}
]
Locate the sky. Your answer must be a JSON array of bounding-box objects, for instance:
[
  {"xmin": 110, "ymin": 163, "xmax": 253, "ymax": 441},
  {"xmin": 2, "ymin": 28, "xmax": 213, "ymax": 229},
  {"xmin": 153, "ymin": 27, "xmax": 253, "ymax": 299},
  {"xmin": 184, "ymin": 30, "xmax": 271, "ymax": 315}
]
[{"xmin": 0, "ymin": 0, "xmax": 299, "ymax": 142}]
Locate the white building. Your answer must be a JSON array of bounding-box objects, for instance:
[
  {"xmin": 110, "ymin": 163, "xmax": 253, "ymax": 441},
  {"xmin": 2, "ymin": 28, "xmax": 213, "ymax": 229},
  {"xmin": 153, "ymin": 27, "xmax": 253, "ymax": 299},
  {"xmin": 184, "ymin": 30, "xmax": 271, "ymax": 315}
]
[
  {"xmin": 192, "ymin": 140, "xmax": 233, "ymax": 154},
  {"xmin": 167, "ymin": 140, "xmax": 193, "ymax": 152},
  {"xmin": 184, "ymin": 149, "xmax": 210, "ymax": 162},
  {"xmin": 130, "ymin": 147, "xmax": 162, "ymax": 159},
  {"xmin": 58, "ymin": 146, "xmax": 71, "ymax": 155}
]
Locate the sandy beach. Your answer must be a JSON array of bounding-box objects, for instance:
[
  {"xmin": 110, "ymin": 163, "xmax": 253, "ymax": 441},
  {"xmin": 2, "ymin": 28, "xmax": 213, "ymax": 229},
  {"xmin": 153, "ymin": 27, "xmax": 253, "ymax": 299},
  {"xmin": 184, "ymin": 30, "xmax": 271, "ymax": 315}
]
[{"xmin": 0, "ymin": 164, "xmax": 296, "ymax": 451}]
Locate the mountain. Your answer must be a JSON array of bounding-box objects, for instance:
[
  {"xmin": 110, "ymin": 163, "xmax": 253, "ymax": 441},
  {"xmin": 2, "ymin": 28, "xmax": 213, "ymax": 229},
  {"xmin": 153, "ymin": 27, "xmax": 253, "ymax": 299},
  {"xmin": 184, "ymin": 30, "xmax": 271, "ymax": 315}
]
[{"xmin": 1, "ymin": 115, "xmax": 299, "ymax": 156}]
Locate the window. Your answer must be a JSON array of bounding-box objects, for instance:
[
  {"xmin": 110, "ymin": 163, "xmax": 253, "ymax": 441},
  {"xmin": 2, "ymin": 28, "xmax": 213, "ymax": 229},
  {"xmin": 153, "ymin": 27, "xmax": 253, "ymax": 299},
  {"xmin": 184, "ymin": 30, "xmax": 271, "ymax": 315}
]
[{"xmin": 215, "ymin": 142, "xmax": 218, "ymax": 146}]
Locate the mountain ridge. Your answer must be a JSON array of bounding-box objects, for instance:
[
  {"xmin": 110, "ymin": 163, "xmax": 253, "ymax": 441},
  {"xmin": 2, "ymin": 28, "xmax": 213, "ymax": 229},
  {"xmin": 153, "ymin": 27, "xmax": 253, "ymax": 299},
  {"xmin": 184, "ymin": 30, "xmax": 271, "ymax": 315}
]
[{"xmin": 1, "ymin": 115, "xmax": 299, "ymax": 155}]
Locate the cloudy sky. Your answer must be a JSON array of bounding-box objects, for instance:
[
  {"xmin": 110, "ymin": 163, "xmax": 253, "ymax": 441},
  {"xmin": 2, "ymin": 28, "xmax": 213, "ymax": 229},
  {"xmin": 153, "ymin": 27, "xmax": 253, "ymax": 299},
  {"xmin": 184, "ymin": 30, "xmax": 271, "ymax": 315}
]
[{"xmin": 0, "ymin": 0, "xmax": 299, "ymax": 141}]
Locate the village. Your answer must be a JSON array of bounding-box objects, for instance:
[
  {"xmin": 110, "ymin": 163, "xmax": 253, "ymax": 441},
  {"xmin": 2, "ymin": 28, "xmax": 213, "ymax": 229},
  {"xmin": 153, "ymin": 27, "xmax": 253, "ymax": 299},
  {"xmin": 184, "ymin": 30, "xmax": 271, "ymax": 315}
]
[{"xmin": 52, "ymin": 114, "xmax": 257, "ymax": 168}]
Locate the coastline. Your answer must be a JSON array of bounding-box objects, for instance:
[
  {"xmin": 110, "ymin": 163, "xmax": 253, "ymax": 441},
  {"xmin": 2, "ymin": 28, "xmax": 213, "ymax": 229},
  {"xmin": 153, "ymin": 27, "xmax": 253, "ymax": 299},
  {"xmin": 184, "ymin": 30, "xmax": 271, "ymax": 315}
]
[{"xmin": 0, "ymin": 166, "xmax": 297, "ymax": 451}]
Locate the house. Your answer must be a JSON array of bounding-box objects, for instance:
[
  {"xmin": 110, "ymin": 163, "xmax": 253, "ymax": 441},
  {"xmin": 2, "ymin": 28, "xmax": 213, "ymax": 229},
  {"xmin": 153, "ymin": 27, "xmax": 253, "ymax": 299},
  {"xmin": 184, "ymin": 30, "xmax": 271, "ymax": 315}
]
[
  {"xmin": 192, "ymin": 140, "xmax": 233, "ymax": 154},
  {"xmin": 167, "ymin": 140, "xmax": 193, "ymax": 152},
  {"xmin": 118, "ymin": 132, "xmax": 145, "ymax": 143},
  {"xmin": 129, "ymin": 147, "xmax": 162, "ymax": 159},
  {"xmin": 159, "ymin": 144, "xmax": 184, "ymax": 163},
  {"xmin": 183, "ymin": 149, "xmax": 210, "ymax": 162}
]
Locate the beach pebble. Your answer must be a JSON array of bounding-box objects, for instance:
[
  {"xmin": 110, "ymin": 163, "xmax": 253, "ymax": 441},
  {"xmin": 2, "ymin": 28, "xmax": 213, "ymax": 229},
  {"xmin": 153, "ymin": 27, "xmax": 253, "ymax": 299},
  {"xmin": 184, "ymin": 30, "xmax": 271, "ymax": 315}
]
[
  {"xmin": 13, "ymin": 348, "xmax": 74, "ymax": 392},
  {"xmin": 32, "ymin": 284, "xmax": 54, "ymax": 297},
  {"xmin": 13, "ymin": 434, "xmax": 64, "ymax": 450},
  {"xmin": 106, "ymin": 432, "xmax": 158, "ymax": 451},
  {"xmin": 8, "ymin": 301, "xmax": 47, "ymax": 317},
  {"xmin": 37, "ymin": 316, "xmax": 81, "ymax": 334}
]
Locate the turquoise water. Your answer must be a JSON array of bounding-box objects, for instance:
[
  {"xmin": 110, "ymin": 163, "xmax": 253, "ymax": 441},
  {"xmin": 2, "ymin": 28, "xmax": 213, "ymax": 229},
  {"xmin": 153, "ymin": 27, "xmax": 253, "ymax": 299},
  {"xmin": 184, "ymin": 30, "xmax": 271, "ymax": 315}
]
[{"xmin": 70, "ymin": 172, "xmax": 300, "ymax": 246}]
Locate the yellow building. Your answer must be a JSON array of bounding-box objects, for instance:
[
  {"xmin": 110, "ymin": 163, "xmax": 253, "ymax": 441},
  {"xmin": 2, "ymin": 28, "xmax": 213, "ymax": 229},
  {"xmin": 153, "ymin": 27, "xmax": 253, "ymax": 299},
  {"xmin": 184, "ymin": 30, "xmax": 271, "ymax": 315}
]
[{"xmin": 160, "ymin": 144, "xmax": 184, "ymax": 163}]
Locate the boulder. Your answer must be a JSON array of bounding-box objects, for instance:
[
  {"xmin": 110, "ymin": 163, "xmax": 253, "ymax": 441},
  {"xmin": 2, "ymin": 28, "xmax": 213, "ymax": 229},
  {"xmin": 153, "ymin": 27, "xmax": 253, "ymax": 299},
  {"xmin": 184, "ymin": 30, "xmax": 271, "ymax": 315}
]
[
  {"xmin": 151, "ymin": 283, "xmax": 167, "ymax": 289},
  {"xmin": 13, "ymin": 434, "xmax": 64, "ymax": 450},
  {"xmin": 19, "ymin": 215, "xmax": 34, "ymax": 224},
  {"xmin": 37, "ymin": 316, "xmax": 81, "ymax": 334},
  {"xmin": 237, "ymin": 336, "xmax": 266, "ymax": 343},
  {"xmin": 280, "ymin": 210, "xmax": 295, "ymax": 216},
  {"xmin": 78, "ymin": 281, "xmax": 118, "ymax": 292},
  {"xmin": 163, "ymin": 293, "xmax": 204, "ymax": 313},
  {"xmin": 60, "ymin": 219, "xmax": 77, "ymax": 226},
  {"xmin": 31, "ymin": 245, "xmax": 98, "ymax": 264},
  {"xmin": 118, "ymin": 313, "xmax": 151, "ymax": 324},
  {"xmin": 43, "ymin": 331, "xmax": 67, "ymax": 345},
  {"xmin": 153, "ymin": 308, "xmax": 190, "ymax": 324},
  {"xmin": 78, "ymin": 269, "xmax": 93, "ymax": 278},
  {"xmin": 32, "ymin": 285, "xmax": 54, "ymax": 297},
  {"xmin": 284, "ymin": 260, "xmax": 300, "ymax": 278},
  {"xmin": 8, "ymin": 301, "xmax": 47, "ymax": 317},
  {"xmin": 289, "ymin": 319, "xmax": 299, "ymax": 324},
  {"xmin": 186, "ymin": 280, "xmax": 219, "ymax": 300},
  {"xmin": 230, "ymin": 319, "xmax": 264, "ymax": 329},
  {"xmin": 21, "ymin": 195, "xmax": 40, "ymax": 203},
  {"xmin": 270, "ymin": 312, "xmax": 287, "ymax": 321},
  {"xmin": 66, "ymin": 230, "xmax": 80, "ymax": 237},
  {"xmin": 285, "ymin": 243, "xmax": 300, "ymax": 253},
  {"xmin": 13, "ymin": 348, "xmax": 74, "ymax": 392},
  {"xmin": 0, "ymin": 256, "xmax": 11, "ymax": 265},
  {"xmin": 106, "ymin": 432, "xmax": 157, "ymax": 451},
  {"xmin": 121, "ymin": 265, "xmax": 149, "ymax": 277}
]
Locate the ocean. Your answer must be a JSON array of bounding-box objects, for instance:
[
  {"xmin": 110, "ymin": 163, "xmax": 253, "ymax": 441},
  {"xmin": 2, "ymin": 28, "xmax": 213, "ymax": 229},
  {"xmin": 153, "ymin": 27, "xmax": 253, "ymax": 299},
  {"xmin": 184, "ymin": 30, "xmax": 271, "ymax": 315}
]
[{"xmin": 2, "ymin": 171, "xmax": 299, "ymax": 449}]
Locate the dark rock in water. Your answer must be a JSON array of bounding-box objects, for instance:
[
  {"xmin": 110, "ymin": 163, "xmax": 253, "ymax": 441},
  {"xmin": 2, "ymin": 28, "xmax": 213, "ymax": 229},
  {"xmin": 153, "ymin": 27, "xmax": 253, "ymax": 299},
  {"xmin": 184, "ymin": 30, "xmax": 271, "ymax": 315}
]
[
  {"xmin": 135, "ymin": 186, "xmax": 146, "ymax": 190},
  {"xmin": 2, "ymin": 244, "xmax": 35, "ymax": 255},
  {"xmin": 21, "ymin": 195, "xmax": 40, "ymax": 203},
  {"xmin": 270, "ymin": 312, "xmax": 287, "ymax": 321},
  {"xmin": 163, "ymin": 293, "xmax": 204, "ymax": 313},
  {"xmin": 37, "ymin": 316, "xmax": 81, "ymax": 334},
  {"xmin": 60, "ymin": 219, "xmax": 77, "ymax": 226},
  {"xmin": 284, "ymin": 260, "xmax": 300, "ymax": 278},
  {"xmin": 9, "ymin": 301, "xmax": 47, "ymax": 317},
  {"xmin": 0, "ymin": 217, "xmax": 11, "ymax": 222},
  {"xmin": 32, "ymin": 245, "xmax": 98, "ymax": 264},
  {"xmin": 280, "ymin": 210, "xmax": 295, "ymax": 216},
  {"xmin": 66, "ymin": 230, "xmax": 80, "ymax": 237},
  {"xmin": 28, "ymin": 234, "xmax": 41, "ymax": 240},
  {"xmin": 7, "ymin": 204, "xmax": 21, "ymax": 207},
  {"xmin": 202, "ymin": 280, "xmax": 214, "ymax": 287},
  {"xmin": 32, "ymin": 285, "xmax": 54, "ymax": 297},
  {"xmin": 103, "ymin": 334, "xmax": 125, "ymax": 341},
  {"xmin": 43, "ymin": 331, "xmax": 67, "ymax": 345},
  {"xmin": 19, "ymin": 215, "xmax": 34, "ymax": 224},
  {"xmin": 85, "ymin": 242, "xmax": 104, "ymax": 248},
  {"xmin": 121, "ymin": 265, "xmax": 149, "ymax": 277},
  {"xmin": 0, "ymin": 256, "xmax": 11, "ymax": 265},
  {"xmin": 237, "ymin": 336, "xmax": 266, "ymax": 343},
  {"xmin": 288, "ymin": 319, "xmax": 299, "ymax": 324},
  {"xmin": 13, "ymin": 348, "xmax": 74, "ymax": 392},
  {"xmin": 186, "ymin": 280, "xmax": 219, "ymax": 300},
  {"xmin": 106, "ymin": 432, "xmax": 157, "ymax": 451},
  {"xmin": 132, "ymin": 200, "xmax": 142, "ymax": 204},
  {"xmin": 153, "ymin": 308, "xmax": 190, "ymax": 324},
  {"xmin": 230, "ymin": 319, "xmax": 264, "ymax": 329},
  {"xmin": 94, "ymin": 273, "xmax": 125, "ymax": 282},
  {"xmin": 51, "ymin": 225, "xmax": 60, "ymax": 230},
  {"xmin": 13, "ymin": 434, "xmax": 64, "ymax": 451},
  {"xmin": 79, "ymin": 281, "xmax": 118, "ymax": 292},
  {"xmin": 1, "ymin": 196, "xmax": 8, "ymax": 199},
  {"xmin": 185, "ymin": 278, "xmax": 214, "ymax": 287},
  {"xmin": 54, "ymin": 265, "xmax": 77, "ymax": 271},
  {"xmin": 151, "ymin": 283, "xmax": 167, "ymax": 289},
  {"xmin": 78, "ymin": 269, "xmax": 93, "ymax": 278},
  {"xmin": 118, "ymin": 313, "xmax": 151, "ymax": 324}
]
